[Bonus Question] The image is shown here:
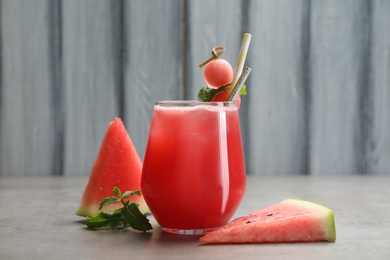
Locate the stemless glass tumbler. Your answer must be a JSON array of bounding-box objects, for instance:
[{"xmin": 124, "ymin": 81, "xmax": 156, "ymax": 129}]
[{"xmin": 141, "ymin": 101, "xmax": 246, "ymax": 234}]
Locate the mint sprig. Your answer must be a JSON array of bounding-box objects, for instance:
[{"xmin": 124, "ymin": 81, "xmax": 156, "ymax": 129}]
[
  {"xmin": 197, "ymin": 84, "xmax": 247, "ymax": 102},
  {"xmin": 85, "ymin": 187, "xmax": 152, "ymax": 232}
]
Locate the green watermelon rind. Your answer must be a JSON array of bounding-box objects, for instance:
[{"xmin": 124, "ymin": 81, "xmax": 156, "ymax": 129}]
[
  {"xmin": 76, "ymin": 197, "xmax": 149, "ymax": 218},
  {"xmin": 200, "ymin": 198, "xmax": 337, "ymax": 244},
  {"xmin": 282, "ymin": 199, "xmax": 336, "ymax": 242},
  {"xmin": 75, "ymin": 118, "xmax": 150, "ymax": 218}
]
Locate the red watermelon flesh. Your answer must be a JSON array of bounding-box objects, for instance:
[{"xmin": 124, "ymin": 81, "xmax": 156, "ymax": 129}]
[
  {"xmin": 76, "ymin": 118, "xmax": 149, "ymax": 217},
  {"xmin": 199, "ymin": 199, "xmax": 336, "ymax": 244}
]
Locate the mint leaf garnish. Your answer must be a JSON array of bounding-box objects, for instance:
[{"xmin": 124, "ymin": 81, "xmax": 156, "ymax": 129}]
[
  {"xmin": 86, "ymin": 210, "xmax": 126, "ymax": 229},
  {"xmin": 121, "ymin": 202, "xmax": 152, "ymax": 231},
  {"xmin": 239, "ymin": 84, "xmax": 247, "ymax": 96},
  {"xmin": 85, "ymin": 187, "xmax": 152, "ymax": 232},
  {"xmin": 99, "ymin": 196, "xmax": 120, "ymax": 210},
  {"xmin": 122, "ymin": 190, "xmax": 141, "ymax": 200},
  {"xmin": 197, "ymin": 85, "xmax": 227, "ymax": 102},
  {"xmin": 197, "ymin": 84, "xmax": 246, "ymax": 102},
  {"xmin": 113, "ymin": 186, "xmax": 121, "ymax": 197}
]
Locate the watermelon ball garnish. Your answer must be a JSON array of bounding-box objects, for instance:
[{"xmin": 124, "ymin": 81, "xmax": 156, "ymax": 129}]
[
  {"xmin": 203, "ymin": 58, "xmax": 233, "ymax": 88},
  {"xmin": 197, "ymin": 44, "xmax": 248, "ymax": 106}
]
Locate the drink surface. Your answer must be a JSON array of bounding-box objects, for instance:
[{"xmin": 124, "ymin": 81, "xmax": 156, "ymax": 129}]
[{"xmin": 141, "ymin": 102, "xmax": 246, "ymax": 231}]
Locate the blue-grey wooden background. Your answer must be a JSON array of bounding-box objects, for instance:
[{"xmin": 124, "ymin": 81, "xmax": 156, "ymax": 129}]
[{"xmin": 0, "ymin": 0, "xmax": 389, "ymax": 176}]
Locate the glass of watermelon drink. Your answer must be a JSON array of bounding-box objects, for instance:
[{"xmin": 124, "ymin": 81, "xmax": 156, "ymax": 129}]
[{"xmin": 141, "ymin": 100, "xmax": 246, "ymax": 235}]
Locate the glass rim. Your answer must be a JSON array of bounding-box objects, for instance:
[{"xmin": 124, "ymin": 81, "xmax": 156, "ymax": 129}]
[{"xmin": 155, "ymin": 100, "xmax": 237, "ymax": 107}]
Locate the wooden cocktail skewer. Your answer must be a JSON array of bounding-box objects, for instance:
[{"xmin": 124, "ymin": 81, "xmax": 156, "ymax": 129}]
[{"xmin": 198, "ymin": 46, "xmax": 225, "ymax": 68}]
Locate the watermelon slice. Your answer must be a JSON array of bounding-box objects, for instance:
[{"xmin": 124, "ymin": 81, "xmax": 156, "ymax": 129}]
[
  {"xmin": 76, "ymin": 118, "xmax": 149, "ymax": 217},
  {"xmin": 199, "ymin": 199, "xmax": 336, "ymax": 244}
]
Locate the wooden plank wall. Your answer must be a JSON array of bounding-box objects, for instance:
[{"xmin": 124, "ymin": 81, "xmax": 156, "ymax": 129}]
[{"xmin": 0, "ymin": 0, "xmax": 389, "ymax": 176}]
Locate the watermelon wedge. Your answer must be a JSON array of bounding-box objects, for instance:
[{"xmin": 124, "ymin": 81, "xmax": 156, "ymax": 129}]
[
  {"xmin": 76, "ymin": 118, "xmax": 149, "ymax": 217},
  {"xmin": 199, "ymin": 199, "xmax": 336, "ymax": 244}
]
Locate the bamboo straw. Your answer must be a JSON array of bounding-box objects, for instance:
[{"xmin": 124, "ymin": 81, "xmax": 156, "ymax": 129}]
[{"xmin": 231, "ymin": 33, "xmax": 252, "ymax": 88}]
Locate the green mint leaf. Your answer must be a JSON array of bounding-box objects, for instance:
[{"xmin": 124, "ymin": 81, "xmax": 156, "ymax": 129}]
[
  {"xmin": 197, "ymin": 85, "xmax": 227, "ymax": 102},
  {"xmin": 99, "ymin": 196, "xmax": 120, "ymax": 210},
  {"xmin": 239, "ymin": 85, "xmax": 247, "ymax": 96},
  {"xmin": 121, "ymin": 203, "xmax": 152, "ymax": 232},
  {"xmin": 197, "ymin": 84, "xmax": 246, "ymax": 102},
  {"xmin": 121, "ymin": 190, "xmax": 141, "ymax": 200},
  {"xmin": 113, "ymin": 186, "xmax": 121, "ymax": 197},
  {"xmin": 85, "ymin": 188, "xmax": 152, "ymax": 231},
  {"xmin": 85, "ymin": 210, "xmax": 126, "ymax": 229}
]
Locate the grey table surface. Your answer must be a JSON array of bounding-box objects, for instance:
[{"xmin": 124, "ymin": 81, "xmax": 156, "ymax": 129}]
[{"xmin": 1, "ymin": 175, "xmax": 389, "ymax": 259}]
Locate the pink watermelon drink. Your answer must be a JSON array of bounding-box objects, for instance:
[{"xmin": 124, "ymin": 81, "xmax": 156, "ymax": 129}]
[{"xmin": 141, "ymin": 101, "xmax": 246, "ymax": 234}]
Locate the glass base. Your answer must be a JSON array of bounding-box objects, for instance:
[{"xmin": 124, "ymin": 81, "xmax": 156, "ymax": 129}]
[{"xmin": 163, "ymin": 228, "xmax": 216, "ymax": 235}]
